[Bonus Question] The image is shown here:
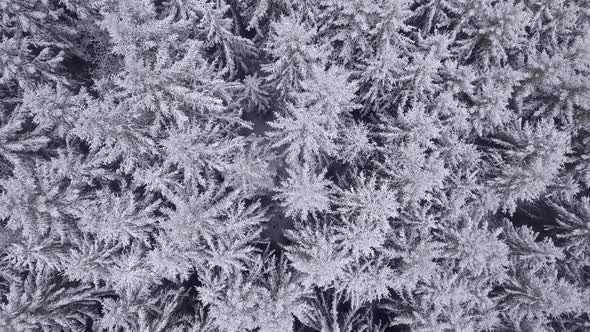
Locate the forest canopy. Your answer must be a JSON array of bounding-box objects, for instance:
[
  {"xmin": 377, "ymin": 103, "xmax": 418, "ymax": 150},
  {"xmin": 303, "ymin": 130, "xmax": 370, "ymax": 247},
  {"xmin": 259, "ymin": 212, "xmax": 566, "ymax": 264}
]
[{"xmin": 0, "ymin": 0, "xmax": 589, "ymax": 331}]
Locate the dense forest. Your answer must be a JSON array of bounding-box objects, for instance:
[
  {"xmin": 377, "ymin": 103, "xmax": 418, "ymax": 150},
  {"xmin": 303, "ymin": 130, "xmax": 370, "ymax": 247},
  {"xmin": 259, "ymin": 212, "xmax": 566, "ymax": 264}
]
[{"xmin": 1, "ymin": 0, "xmax": 589, "ymax": 331}]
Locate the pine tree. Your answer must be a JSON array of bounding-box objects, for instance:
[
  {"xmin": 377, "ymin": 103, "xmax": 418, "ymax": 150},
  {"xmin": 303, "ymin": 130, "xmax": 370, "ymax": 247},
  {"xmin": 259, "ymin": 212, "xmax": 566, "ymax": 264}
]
[
  {"xmin": 482, "ymin": 119, "xmax": 571, "ymax": 213},
  {"xmin": 284, "ymin": 221, "xmax": 350, "ymax": 288},
  {"xmin": 261, "ymin": 15, "xmax": 324, "ymax": 99},
  {"xmin": 453, "ymin": 0, "xmax": 531, "ymax": 68},
  {"xmin": 274, "ymin": 163, "xmax": 333, "ymax": 221},
  {"xmin": 267, "ymin": 103, "xmax": 340, "ymax": 165},
  {"xmin": 0, "ymin": 265, "xmax": 106, "ymax": 332}
]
